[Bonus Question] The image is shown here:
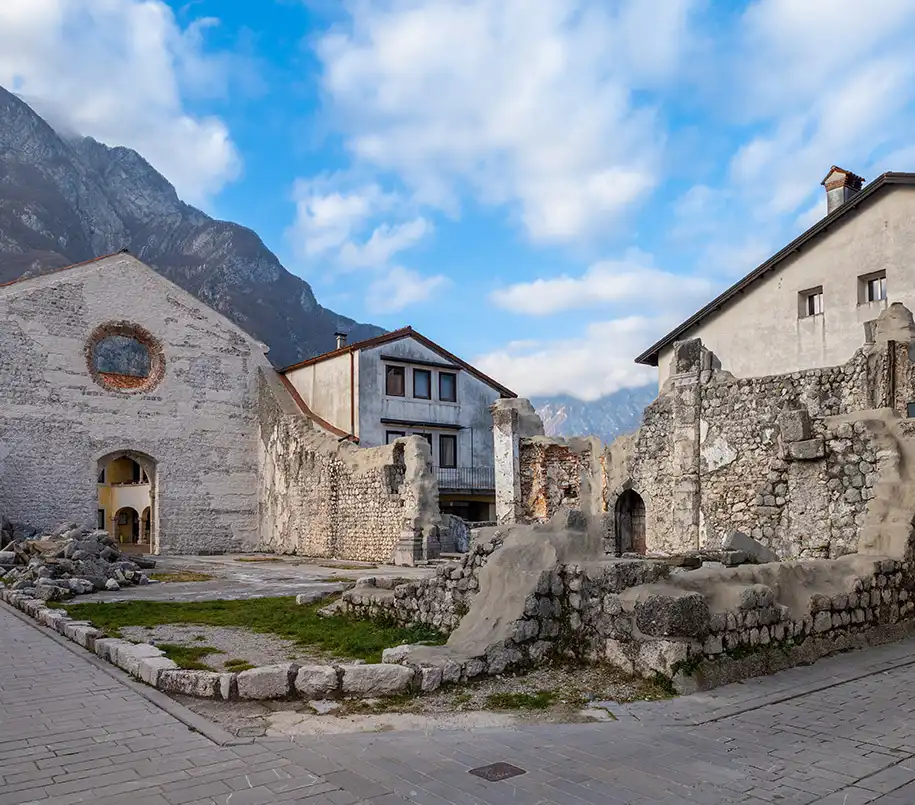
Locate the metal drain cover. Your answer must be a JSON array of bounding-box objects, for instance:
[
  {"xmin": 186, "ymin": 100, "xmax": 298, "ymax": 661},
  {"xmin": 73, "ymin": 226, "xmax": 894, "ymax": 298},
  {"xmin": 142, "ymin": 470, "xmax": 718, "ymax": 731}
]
[{"xmin": 469, "ymin": 762, "xmax": 526, "ymax": 782}]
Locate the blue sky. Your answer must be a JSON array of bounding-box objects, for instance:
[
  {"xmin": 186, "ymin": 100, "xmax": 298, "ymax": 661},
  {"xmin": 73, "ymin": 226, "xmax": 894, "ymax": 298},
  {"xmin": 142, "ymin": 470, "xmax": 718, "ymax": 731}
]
[{"xmin": 3, "ymin": 1, "xmax": 915, "ymax": 399}]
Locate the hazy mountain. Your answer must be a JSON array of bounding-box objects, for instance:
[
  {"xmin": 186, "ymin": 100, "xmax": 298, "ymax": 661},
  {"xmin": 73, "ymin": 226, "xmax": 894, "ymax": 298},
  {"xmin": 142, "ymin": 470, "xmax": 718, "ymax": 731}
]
[
  {"xmin": 532, "ymin": 385, "xmax": 657, "ymax": 444},
  {"xmin": 0, "ymin": 85, "xmax": 382, "ymax": 368}
]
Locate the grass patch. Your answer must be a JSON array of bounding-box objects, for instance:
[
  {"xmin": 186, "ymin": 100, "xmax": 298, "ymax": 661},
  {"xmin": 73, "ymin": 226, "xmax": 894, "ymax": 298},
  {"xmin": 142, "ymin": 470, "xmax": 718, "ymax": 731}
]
[
  {"xmin": 223, "ymin": 658, "xmax": 256, "ymax": 672},
  {"xmin": 316, "ymin": 562, "xmax": 376, "ymax": 570},
  {"xmin": 157, "ymin": 643, "xmax": 222, "ymax": 671},
  {"xmin": 320, "ymin": 576, "xmax": 355, "ymax": 584},
  {"xmin": 485, "ymin": 690, "xmax": 557, "ymax": 710},
  {"xmin": 63, "ymin": 596, "xmax": 445, "ymax": 664},
  {"xmin": 148, "ymin": 572, "xmax": 213, "ymax": 583}
]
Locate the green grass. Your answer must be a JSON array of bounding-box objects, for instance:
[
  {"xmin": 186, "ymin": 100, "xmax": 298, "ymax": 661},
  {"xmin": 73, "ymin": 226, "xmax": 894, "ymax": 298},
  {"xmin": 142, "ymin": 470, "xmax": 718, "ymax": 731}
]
[
  {"xmin": 320, "ymin": 576, "xmax": 355, "ymax": 584},
  {"xmin": 484, "ymin": 690, "xmax": 557, "ymax": 710},
  {"xmin": 63, "ymin": 596, "xmax": 445, "ymax": 664},
  {"xmin": 223, "ymin": 658, "xmax": 256, "ymax": 672},
  {"xmin": 148, "ymin": 572, "xmax": 213, "ymax": 583},
  {"xmin": 156, "ymin": 643, "xmax": 223, "ymax": 671}
]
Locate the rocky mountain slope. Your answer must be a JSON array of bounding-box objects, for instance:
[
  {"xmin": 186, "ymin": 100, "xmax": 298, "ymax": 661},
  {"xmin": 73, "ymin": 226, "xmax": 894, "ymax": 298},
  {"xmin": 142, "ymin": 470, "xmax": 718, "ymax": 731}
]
[
  {"xmin": 0, "ymin": 86, "xmax": 381, "ymax": 368},
  {"xmin": 532, "ymin": 385, "xmax": 657, "ymax": 444}
]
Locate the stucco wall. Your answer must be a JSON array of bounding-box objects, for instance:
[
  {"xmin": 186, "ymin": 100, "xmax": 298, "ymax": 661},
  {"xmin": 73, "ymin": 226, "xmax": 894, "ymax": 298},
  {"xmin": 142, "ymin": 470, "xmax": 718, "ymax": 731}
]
[
  {"xmin": 357, "ymin": 338, "xmax": 501, "ymax": 471},
  {"xmin": 0, "ymin": 255, "xmax": 266, "ymax": 554},
  {"xmin": 656, "ymin": 187, "xmax": 915, "ymax": 386},
  {"xmin": 283, "ymin": 351, "xmax": 357, "ymax": 437}
]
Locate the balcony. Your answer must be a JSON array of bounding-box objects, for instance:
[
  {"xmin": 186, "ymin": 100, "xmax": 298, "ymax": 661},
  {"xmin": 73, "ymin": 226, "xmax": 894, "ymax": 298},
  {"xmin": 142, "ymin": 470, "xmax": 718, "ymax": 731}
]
[{"xmin": 435, "ymin": 465, "xmax": 495, "ymax": 493}]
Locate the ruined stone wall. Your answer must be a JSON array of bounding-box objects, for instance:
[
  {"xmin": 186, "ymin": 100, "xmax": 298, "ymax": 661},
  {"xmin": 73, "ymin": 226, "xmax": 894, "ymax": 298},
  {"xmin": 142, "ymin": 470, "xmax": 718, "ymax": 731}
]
[
  {"xmin": 257, "ymin": 371, "xmax": 441, "ymax": 564},
  {"xmin": 519, "ymin": 437, "xmax": 599, "ymax": 522},
  {"xmin": 0, "ymin": 256, "xmax": 266, "ymax": 555}
]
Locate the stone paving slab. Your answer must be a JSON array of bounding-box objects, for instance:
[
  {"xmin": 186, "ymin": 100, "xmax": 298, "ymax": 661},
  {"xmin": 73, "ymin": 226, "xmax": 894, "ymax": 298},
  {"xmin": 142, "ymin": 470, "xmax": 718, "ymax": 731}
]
[{"xmin": 9, "ymin": 598, "xmax": 915, "ymax": 803}]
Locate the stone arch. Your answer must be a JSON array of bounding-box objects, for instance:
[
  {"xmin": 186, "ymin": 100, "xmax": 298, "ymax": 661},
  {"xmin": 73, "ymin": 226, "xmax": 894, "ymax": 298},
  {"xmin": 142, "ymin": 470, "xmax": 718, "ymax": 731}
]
[
  {"xmin": 96, "ymin": 450, "xmax": 158, "ymax": 553},
  {"xmin": 614, "ymin": 488, "xmax": 646, "ymax": 555},
  {"xmin": 114, "ymin": 506, "xmax": 140, "ymax": 544}
]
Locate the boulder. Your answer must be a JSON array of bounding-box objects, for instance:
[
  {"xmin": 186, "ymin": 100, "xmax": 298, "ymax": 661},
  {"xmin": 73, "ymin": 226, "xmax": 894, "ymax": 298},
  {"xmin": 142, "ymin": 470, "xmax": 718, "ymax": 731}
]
[
  {"xmin": 294, "ymin": 665, "xmax": 339, "ymax": 699},
  {"xmin": 340, "ymin": 664, "xmax": 415, "ymax": 697},
  {"xmin": 634, "ymin": 591, "xmax": 710, "ymax": 638},
  {"xmin": 722, "ymin": 531, "xmax": 778, "ymax": 563},
  {"xmin": 105, "ymin": 579, "xmax": 120, "ymax": 591},
  {"xmin": 236, "ymin": 664, "xmax": 295, "ymax": 699}
]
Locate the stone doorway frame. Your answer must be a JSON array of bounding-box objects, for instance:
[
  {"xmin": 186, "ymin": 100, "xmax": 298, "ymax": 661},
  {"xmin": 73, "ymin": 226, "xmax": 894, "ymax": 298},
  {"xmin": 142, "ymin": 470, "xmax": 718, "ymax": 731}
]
[
  {"xmin": 95, "ymin": 449, "xmax": 159, "ymax": 554},
  {"xmin": 614, "ymin": 488, "xmax": 646, "ymax": 555}
]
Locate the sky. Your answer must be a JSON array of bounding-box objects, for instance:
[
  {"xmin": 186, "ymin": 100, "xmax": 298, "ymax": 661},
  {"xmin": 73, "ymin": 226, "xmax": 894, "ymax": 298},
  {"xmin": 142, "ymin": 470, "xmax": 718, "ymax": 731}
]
[{"xmin": 3, "ymin": 1, "xmax": 915, "ymax": 401}]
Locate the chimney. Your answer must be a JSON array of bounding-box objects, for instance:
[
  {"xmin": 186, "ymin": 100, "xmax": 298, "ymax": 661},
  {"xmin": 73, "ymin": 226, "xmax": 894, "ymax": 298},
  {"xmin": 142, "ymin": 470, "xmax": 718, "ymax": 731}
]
[
  {"xmin": 334, "ymin": 332, "xmax": 347, "ymax": 350},
  {"xmin": 821, "ymin": 166, "xmax": 864, "ymax": 215}
]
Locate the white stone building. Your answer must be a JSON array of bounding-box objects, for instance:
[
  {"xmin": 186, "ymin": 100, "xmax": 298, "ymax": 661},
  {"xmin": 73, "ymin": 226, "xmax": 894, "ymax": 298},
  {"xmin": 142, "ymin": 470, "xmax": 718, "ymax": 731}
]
[
  {"xmin": 637, "ymin": 169, "xmax": 915, "ymax": 386},
  {"xmin": 282, "ymin": 328, "xmax": 516, "ymax": 522}
]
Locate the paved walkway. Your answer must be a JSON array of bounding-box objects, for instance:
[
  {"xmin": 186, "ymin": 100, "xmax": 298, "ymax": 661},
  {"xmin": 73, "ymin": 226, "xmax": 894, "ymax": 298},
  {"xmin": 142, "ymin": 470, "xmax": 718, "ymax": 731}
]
[{"xmin": 5, "ymin": 602, "xmax": 915, "ymax": 805}]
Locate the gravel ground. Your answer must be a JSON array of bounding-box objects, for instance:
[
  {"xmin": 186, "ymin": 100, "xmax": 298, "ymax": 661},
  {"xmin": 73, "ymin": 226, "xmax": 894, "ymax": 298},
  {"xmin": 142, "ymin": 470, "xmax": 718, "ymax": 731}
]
[
  {"xmin": 175, "ymin": 662, "xmax": 672, "ymax": 736},
  {"xmin": 120, "ymin": 624, "xmax": 340, "ymax": 670}
]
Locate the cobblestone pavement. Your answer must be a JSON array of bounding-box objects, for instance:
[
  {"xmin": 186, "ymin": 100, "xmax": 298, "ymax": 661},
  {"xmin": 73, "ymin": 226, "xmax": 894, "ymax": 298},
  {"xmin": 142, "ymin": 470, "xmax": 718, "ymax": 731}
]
[{"xmin": 6, "ymin": 601, "xmax": 915, "ymax": 805}]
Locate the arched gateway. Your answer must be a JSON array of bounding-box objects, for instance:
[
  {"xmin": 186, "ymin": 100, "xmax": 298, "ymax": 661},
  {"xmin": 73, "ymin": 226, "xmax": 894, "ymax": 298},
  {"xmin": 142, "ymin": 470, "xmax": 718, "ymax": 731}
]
[{"xmin": 96, "ymin": 451, "xmax": 157, "ymax": 553}]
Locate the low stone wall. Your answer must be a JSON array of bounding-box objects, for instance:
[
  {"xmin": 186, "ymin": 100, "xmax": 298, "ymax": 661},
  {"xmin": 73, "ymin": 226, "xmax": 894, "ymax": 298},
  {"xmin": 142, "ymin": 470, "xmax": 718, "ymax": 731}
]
[
  {"xmin": 339, "ymin": 529, "xmax": 507, "ymax": 631},
  {"xmin": 257, "ymin": 371, "xmax": 441, "ymax": 565},
  {"xmin": 0, "ymin": 588, "xmax": 422, "ymax": 701}
]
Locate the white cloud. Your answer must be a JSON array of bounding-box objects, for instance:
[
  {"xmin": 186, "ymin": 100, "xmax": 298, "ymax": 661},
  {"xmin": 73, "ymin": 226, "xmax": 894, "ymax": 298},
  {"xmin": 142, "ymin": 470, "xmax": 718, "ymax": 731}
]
[
  {"xmin": 0, "ymin": 0, "xmax": 241, "ymax": 205},
  {"xmin": 365, "ymin": 266, "xmax": 449, "ymax": 314},
  {"xmin": 339, "ymin": 217, "xmax": 432, "ymax": 268},
  {"xmin": 316, "ymin": 0, "xmax": 698, "ymax": 243},
  {"xmin": 490, "ymin": 250, "xmax": 713, "ymax": 315},
  {"xmin": 474, "ymin": 316, "xmax": 664, "ymax": 401}
]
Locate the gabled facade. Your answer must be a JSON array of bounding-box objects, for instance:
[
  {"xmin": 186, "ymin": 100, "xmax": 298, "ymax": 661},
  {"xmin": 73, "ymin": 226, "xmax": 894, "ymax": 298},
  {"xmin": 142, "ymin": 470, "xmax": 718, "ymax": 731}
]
[
  {"xmin": 636, "ymin": 170, "xmax": 915, "ymax": 387},
  {"xmin": 282, "ymin": 328, "xmax": 516, "ymax": 522}
]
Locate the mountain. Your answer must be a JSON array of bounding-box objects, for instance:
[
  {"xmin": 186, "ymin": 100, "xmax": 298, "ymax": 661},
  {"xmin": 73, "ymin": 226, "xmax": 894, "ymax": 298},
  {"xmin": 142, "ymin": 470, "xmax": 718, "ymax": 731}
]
[
  {"xmin": 0, "ymin": 86, "xmax": 382, "ymax": 368},
  {"xmin": 532, "ymin": 385, "xmax": 657, "ymax": 444}
]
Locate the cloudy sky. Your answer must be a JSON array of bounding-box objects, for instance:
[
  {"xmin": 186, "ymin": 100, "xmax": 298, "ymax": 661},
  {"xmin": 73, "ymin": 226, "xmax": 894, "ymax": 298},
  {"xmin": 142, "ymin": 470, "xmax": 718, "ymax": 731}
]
[{"xmin": 3, "ymin": 0, "xmax": 915, "ymax": 400}]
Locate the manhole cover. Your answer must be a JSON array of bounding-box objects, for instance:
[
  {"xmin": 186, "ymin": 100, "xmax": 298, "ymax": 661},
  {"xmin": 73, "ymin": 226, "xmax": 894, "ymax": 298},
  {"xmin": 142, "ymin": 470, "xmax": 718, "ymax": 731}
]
[{"xmin": 468, "ymin": 763, "xmax": 526, "ymax": 782}]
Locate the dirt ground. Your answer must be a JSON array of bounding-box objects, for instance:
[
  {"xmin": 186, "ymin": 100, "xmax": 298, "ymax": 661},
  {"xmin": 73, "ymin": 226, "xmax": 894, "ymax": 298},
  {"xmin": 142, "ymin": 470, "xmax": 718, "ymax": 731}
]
[{"xmin": 176, "ymin": 663, "xmax": 673, "ymax": 737}]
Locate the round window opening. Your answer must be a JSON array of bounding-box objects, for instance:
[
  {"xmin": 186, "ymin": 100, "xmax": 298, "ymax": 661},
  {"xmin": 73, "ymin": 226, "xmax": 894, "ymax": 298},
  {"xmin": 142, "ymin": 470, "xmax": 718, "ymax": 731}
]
[{"xmin": 86, "ymin": 322, "xmax": 164, "ymax": 393}]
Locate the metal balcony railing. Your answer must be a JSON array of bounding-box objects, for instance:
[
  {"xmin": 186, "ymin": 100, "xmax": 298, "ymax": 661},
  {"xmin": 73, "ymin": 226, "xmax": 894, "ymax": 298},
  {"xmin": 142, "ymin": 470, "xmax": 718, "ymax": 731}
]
[{"xmin": 435, "ymin": 465, "xmax": 495, "ymax": 492}]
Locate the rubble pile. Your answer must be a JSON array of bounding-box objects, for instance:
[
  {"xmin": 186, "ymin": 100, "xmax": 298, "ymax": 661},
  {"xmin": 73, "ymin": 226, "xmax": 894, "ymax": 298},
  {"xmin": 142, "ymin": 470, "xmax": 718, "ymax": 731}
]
[{"xmin": 0, "ymin": 519, "xmax": 155, "ymax": 601}]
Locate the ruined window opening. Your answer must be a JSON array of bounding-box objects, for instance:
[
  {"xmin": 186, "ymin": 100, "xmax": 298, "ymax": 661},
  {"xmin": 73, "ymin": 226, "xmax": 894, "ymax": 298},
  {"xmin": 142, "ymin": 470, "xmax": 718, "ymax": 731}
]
[
  {"xmin": 97, "ymin": 509, "xmax": 105, "ymax": 529},
  {"xmin": 86, "ymin": 321, "xmax": 164, "ymax": 393},
  {"xmin": 614, "ymin": 489, "xmax": 646, "ymax": 555},
  {"xmin": 385, "ymin": 365, "xmax": 405, "ymax": 396},
  {"xmin": 858, "ymin": 271, "xmax": 887, "ymax": 304},
  {"xmin": 907, "ymin": 402, "xmax": 915, "ymax": 418},
  {"xmin": 386, "ymin": 430, "xmax": 405, "ymax": 444},
  {"xmin": 413, "ymin": 368, "xmax": 432, "ymax": 399},
  {"xmin": 439, "ymin": 434, "xmax": 457, "ymax": 468},
  {"xmin": 439, "ymin": 371, "xmax": 457, "ymax": 402},
  {"xmin": 798, "ymin": 286, "xmax": 823, "ymax": 318}
]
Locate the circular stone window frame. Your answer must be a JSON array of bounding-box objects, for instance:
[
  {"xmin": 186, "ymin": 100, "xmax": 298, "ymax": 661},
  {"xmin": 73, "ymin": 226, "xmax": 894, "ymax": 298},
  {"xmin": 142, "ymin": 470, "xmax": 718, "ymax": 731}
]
[{"xmin": 85, "ymin": 320, "xmax": 166, "ymax": 394}]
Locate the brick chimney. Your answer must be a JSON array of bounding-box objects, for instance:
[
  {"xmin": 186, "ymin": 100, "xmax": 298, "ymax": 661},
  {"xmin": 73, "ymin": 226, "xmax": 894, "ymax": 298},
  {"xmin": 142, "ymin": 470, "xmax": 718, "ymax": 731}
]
[
  {"xmin": 334, "ymin": 332, "xmax": 347, "ymax": 349},
  {"xmin": 821, "ymin": 166, "xmax": 864, "ymax": 215}
]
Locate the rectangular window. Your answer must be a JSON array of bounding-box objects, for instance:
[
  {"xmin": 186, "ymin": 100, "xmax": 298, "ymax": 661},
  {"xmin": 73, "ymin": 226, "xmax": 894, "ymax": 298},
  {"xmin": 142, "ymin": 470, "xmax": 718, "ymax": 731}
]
[
  {"xmin": 907, "ymin": 403, "xmax": 915, "ymax": 419},
  {"xmin": 799, "ymin": 287, "xmax": 823, "ymax": 318},
  {"xmin": 385, "ymin": 430, "xmax": 406, "ymax": 444},
  {"xmin": 439, "ymin": 434, "xmax": 457, "ymax": 468},
  {"xmin": 439, "ymin": 371, "xmax": 457, "ymax": 402},
  {"xmin": 97, "ymin": 509, "xmax": 106, "ymax": 530},
  {"xmin": 413, "ymin": 368, "xmax": 432, "ymax": 399},
  {"xmin": 867, "ymin": 274, "xmax": 887, "ymax": 302},
  {"xmin": 385, "ymin": 364, "xmax": 405, "ymax": 396}
]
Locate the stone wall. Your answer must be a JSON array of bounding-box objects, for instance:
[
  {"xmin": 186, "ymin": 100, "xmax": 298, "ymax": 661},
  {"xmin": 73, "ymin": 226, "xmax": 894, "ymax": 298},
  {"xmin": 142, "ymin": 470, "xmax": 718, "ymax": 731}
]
[
  {"xmin": 257, "ymin": 371, "xmax": 442, "ymax": 564},
  {"xmin": 495, "ymin": 303, "xmax": 915, "ymax": 561}
]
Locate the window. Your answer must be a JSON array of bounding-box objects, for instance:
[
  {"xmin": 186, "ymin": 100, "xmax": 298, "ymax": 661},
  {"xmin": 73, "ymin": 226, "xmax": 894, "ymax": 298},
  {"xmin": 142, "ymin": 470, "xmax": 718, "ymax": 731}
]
[
  {"xmin": 907, "ymin": 403, "xmax": 915, "ymax": 419},
  {"xmin": 413, "ymin": 369, "xmax": 432, "ymax": 399},
  {"xmin": 439, "ymin": 434, "xmax": 457, "ymax": 468},
  {"xmin": 439, "ymin": 371, "xmax": 457, "ymax": 402},
  {"xmin": 97, "ymin": 509, "xmax": 106, "ymax": 530},
  {"xmin": 859, "ymin": 271, "xmax": 887, "ymax": 305},
  {"xmin": 867, "ymin": 274, "xmax": 887, "ymax": 303},
  {"xmin": 799, "ymin": 287, "xmax": 823, "ymax": 318},
  {"xmin": 385, "ymin": 430, "xmax": 405, "ymax": 444},
  {"xmin": 385, "ymin": 364, "xmax": 405, "ymax": 396},
  {"xmin": 86, "ymin": 321, "xmax": 164, "ymax": 393}
]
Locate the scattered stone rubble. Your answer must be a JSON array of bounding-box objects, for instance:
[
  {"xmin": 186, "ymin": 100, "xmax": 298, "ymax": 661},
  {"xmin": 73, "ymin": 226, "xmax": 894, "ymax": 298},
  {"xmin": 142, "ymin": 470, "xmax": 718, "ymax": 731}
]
[{"xmin": 0, "ymin": 518, "xmax": 155, "ymax": 600}]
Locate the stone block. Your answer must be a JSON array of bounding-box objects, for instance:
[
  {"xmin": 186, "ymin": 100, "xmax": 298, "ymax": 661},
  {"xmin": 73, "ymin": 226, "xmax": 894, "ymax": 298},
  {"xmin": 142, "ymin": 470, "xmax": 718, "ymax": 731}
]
[
  {"xmin": 237, "ymin": 664, "xmax": 295, "ymax": 699},
  {"xmin": 116, "ymin": 644, "xmax": 164, "ymax": 677},
  {"xmin": 137, "ymin": 657, "xmax": 178, "ymax": 686},
  {"xmin": 604, "ymin": 639, "xmax": 635, "ymax": 673},
  {"xmin": 636, "ymin": 640, "xmax": 690, "ymax": 676},
  {"xmin": 294, "ymin": 665, "xmax": 339, "ymax": 699},
  {"xmin": 788, "ymin": 438, "xmax": 825, "ymax": 461},
  {"xmin": 778, "ymin": 409, "xmax": 811, "ymax": 443},
  {"xmin": 341, "ymin": 663, "xmax": 415, "ymax": 696},
  {"xmin": 418, "ymin": 665, "xmax": 443, "ymax": 693},
  {"xmin": 381, "ymin": 644, "xmax": 412, "ymax": 664},
  {"xmin": 723, "ymin": 532, "xmax": 778, "ymax": 563},
  {"xmin": 158, "ymin": 670, "xmax": 223, "ymax": 698},
  {"xmin": 634, "ymin": 591, "xmax": 710, "ymax": 638}
]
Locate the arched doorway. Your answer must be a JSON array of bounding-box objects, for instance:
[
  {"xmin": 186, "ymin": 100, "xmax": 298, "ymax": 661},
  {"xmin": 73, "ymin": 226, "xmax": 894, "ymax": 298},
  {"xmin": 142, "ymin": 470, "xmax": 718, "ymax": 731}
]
[
  {"xmin": 615, "ymin": 489, "xmax": 646, "ymax": 555},
  {"xmin": 96, "ymin": 450, "xmax": 156, "ymax": 554}
]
